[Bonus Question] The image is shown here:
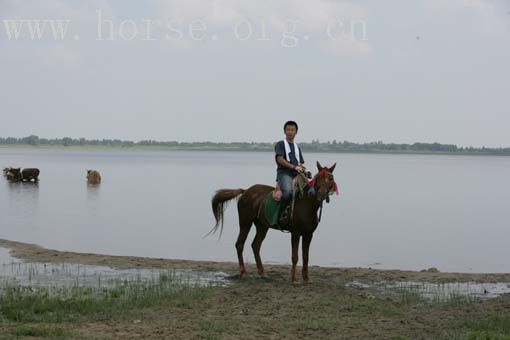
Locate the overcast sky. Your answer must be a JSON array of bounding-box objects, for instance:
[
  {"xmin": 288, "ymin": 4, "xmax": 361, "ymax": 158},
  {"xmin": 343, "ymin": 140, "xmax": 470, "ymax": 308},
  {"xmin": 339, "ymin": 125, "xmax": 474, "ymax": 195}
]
[{"xmin": 1, "ymin": 0, "xmax": 509, "ymax": 146}]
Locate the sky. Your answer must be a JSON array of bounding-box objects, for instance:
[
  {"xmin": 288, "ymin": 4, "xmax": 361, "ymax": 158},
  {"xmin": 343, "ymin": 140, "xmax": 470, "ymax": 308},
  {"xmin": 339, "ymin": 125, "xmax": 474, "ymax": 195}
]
[{"xmin": 1, "ymin": 0, "xmax": 509, "ymax": 147}]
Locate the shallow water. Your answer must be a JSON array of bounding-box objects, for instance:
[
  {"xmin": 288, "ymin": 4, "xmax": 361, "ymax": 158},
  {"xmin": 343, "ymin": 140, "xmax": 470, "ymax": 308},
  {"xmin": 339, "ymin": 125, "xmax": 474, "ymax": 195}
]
[
  {"xmin": 1, "ymin": 148, "xmax": 510, "ymax": 273},
  {"xmin": 347, "ymin": 280, "xmax": 510, "ymax": 300},
  {"xmin": 0, "ymin": 247, "xmax": 228, "ymax": 288}
]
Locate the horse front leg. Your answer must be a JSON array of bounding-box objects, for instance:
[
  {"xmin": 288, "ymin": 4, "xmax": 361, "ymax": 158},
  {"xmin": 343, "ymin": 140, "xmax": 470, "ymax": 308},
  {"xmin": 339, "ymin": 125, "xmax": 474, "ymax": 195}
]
[
  {"xmin": 290, "ymin": 232, "xmax": 300, "ymax": 284},
  {"xmin": 302, "ymin": 233, "xmax": 313, "ymax": 283}
]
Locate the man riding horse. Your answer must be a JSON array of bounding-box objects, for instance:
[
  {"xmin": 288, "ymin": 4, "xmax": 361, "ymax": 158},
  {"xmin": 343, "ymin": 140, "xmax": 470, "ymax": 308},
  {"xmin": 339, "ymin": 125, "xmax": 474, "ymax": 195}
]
[
  {"xmin": 210, "ymin": 122, "xmax": 339, "ymax": 283},
  {"xmin": 274, "ymin": 120, "xmax": 305, "ymax": 229}
]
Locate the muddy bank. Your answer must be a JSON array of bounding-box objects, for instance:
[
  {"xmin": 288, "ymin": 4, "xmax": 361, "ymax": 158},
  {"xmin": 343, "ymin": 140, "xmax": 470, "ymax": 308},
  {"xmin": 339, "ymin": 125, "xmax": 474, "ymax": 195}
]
[
  {"xmin": 1, "ymin": 238, "xmax": 509, "ymax": 284},
  {"xmin": 2, "ymin": 238, "xmax": 510, "ymax": 339}
]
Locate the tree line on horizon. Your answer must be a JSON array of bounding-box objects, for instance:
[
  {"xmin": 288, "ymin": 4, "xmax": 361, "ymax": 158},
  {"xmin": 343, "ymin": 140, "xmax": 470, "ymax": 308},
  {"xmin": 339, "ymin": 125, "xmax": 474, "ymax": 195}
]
[{"xmin": 1, "ymin": 135, "xmax": 509, "ymax": 155}]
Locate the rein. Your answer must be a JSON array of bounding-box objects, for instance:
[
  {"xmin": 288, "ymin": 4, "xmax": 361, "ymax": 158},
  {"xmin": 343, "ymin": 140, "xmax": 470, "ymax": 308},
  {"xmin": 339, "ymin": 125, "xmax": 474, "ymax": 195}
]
[{"xmin": 306, "ymin": 168, "xmax": 339, "ymax": 224}]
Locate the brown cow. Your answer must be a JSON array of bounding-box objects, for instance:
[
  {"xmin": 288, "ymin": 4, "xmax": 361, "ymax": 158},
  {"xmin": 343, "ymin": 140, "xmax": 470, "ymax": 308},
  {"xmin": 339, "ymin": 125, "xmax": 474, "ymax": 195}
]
[{"xmin": 87, "ymin": 170, "xmax": 101, "ymax": 184}]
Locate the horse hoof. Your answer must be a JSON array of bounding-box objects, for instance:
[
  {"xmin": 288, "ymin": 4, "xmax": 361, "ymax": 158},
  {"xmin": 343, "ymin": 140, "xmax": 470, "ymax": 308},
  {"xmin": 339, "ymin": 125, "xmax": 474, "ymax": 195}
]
[
  {"xmin": 292, "ymin": 280, "xmax": 301, "ymax": 286},
  {"xmin": 303, "ymin": 279, "xmax": 313, "ymax": 285},
  {"xmin": 236, "ymin": 270, "xmax": 248, "ymax": 279}
]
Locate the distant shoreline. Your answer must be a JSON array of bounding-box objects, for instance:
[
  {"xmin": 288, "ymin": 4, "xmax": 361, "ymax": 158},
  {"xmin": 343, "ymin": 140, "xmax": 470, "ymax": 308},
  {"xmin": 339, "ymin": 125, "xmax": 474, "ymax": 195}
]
[{"xmin": 1, "ymin": 144, "xmax": 509, "ymax": 157}]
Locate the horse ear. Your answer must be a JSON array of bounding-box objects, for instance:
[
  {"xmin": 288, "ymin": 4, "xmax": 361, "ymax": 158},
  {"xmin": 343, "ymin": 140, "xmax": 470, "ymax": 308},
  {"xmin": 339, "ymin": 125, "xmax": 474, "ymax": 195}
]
[
  {"xmin": 316, "ymin": 161, "xmax": 323, "ymax": 171},
  {"xmin": 329, "ymin": 163, "xmax": 336, "ymax": 173}
]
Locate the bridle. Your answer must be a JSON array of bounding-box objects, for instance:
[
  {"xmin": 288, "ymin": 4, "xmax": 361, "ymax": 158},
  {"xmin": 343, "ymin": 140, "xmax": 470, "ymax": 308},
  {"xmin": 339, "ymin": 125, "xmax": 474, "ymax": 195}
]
[
  {"xmin": 308, "ymin": 169, "xmax": 338, "ymax": 200},
  {"xmin": 306, "ymin": 168, "xmax": 339, "ymax": 223}
]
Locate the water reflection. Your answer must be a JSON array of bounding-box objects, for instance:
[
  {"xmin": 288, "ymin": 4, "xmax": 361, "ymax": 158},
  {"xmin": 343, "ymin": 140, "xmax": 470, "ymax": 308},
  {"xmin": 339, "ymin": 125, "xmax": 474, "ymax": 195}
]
[
  {"xmin": 6, "ymin": 181, "xmax": 39, "ymax": 216},
  {"xmin": 86, "ymin": 183, "xmax": 100, "ymax": 198},
  {"xmin": 86, "ymin": 183, "xmax": 101, "ymax": 216}
]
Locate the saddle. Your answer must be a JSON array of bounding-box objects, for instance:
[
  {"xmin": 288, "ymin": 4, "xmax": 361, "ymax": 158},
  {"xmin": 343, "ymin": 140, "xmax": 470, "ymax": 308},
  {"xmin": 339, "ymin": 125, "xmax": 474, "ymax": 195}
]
[
  {"xmin": 262, "ymin": 172, "xmax": 310, "ymax": 228},
  {"xmin": 271, "ymin": 174, "xmax": 308, "ymax": 202}
]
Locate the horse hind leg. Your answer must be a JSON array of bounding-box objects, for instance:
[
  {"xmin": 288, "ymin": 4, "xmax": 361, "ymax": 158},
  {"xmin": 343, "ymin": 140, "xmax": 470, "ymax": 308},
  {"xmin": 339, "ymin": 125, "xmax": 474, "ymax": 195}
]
[
  {"xmin": 251, "ymin": 222, "xmax": 268, "ymax": 277},
  {"xmin": 235, "ymin": 214, "xmax": 253, "ymax": 278}
]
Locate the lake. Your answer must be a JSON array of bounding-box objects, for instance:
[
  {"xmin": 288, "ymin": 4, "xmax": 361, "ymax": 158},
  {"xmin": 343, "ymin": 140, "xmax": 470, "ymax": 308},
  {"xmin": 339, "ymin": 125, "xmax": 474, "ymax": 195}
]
[{"xmin": 1, "ymin": 148, "xmax": 509, "ymax": 273}]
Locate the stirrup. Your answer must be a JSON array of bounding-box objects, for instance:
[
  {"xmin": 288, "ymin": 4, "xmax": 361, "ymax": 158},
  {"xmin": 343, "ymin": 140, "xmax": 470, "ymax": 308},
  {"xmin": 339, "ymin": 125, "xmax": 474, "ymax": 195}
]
[
  {"xmin": 277, "ymin": 223, "xmax": 291, "ymax": 233},
  {"xmin": 278, "ymin": 212, "xmax": 291, "ymax": 232}
]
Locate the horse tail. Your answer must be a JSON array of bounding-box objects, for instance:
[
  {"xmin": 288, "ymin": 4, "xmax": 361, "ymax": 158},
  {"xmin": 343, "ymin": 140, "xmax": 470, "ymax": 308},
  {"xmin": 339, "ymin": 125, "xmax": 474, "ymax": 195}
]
[{"xmin": 207, "ymin": 188, "xmax": 245, "ymax": 238}]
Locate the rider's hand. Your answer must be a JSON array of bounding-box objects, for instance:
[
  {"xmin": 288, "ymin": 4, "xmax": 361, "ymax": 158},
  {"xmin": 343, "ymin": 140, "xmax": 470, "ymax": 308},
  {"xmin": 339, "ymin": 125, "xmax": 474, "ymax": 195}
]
[{"xmin": 294, "ymin": 165, "xmax": 303, "ymax": 173}]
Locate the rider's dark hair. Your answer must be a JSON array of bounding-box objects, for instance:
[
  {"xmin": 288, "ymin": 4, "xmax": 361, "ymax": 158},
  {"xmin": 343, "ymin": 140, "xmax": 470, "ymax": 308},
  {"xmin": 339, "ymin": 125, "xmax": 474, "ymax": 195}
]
[{"xmin": 283, "ymin": 121, "xmax": 298, "ymax": 131}]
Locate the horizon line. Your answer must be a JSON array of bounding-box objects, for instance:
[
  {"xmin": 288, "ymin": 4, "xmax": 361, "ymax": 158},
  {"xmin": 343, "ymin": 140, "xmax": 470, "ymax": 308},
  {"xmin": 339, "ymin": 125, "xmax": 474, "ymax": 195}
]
[{"xmin": 1, "ymin": 135, "xmax": 509, "ymax": 150}]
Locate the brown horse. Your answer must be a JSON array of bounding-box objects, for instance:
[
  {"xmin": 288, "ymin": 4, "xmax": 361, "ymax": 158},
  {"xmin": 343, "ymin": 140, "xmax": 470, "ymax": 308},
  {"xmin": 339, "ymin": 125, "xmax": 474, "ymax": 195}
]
[{"xmin": 210, "ymin": 161, "xmax": 338, "ymax": 283}]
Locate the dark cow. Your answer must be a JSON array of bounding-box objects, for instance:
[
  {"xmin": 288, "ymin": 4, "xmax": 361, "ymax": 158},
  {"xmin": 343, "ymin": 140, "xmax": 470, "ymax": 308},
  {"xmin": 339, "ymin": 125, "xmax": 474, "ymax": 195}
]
[
  {"xmin": 4, "ymin": 168, "xmax": 16, "ymax": 181},
  {"xmin": 6, "ymin": 168, "xmax": 40, "ymax": 182},
  {"xmin": 3, "ymin": 167, "xmax": 11, "ymax": 177}
]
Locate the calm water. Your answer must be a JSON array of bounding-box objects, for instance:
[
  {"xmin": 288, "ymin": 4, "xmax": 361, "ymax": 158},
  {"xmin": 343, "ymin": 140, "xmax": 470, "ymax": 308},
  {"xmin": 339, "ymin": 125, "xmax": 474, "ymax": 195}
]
[{"xmin": 1, "ymin": 148, "xmax": 509, "ymax": 273}]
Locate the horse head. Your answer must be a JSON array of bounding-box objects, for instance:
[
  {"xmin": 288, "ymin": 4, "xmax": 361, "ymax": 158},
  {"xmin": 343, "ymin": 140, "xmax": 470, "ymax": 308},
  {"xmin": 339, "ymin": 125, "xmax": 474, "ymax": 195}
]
[{"xmin": 307, "ymin": 161, "xmax": 339, "ymax": 203}]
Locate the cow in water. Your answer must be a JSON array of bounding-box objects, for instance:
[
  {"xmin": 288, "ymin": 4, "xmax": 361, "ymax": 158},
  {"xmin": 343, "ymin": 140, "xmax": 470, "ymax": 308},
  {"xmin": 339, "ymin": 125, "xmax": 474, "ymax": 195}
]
[
  {"xmin": 5, "ymin": 168, "xmax": 40, "ymax": 182},
  {"xmin": 87, "ymin": 170, "xmax": 101, "ymax": 184},
  {"xmin": 3, "ymin": 167, "xmax": 12, "ymax": 177},
  {"xmin": 3, "ymin": 167, "xmax": 14, "ymax": 181}
]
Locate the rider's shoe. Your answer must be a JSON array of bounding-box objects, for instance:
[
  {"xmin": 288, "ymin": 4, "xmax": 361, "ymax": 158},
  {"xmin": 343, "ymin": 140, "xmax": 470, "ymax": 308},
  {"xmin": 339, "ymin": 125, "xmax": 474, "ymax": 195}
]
[{"xmin": 278, "ymin": 207, "xmax": 291, "ymax": 231}]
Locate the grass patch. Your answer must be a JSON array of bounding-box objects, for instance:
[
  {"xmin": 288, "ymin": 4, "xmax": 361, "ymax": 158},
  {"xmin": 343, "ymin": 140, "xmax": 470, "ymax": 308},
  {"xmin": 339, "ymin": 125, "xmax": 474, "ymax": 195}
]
[
  {"xmin": 438, "ymin": 293, "xmax": 477, "ymax": 308},
  {"xmin": 388, "ymin": 284, "xmax": 477, "ymax": 308},
  {"xmin": 350, "ymin": 297, "xmax": 405, "ymax": 319},
  {"xmin": 296, "ymin": 317, "xmax": 337, "ymax": 331},
  {"xmin": 10, "ymin": 325, "xmax": 70, "ymax": 338},
  {"xmin": 464, "ymin": 314, "xmax": 510, "ymax": 340},
  {"xmin": 436, "ymin": 313, "xmax": 510, "ymax": 340},
  {"xmin": 199, "ymin": 319, "xmax": 228, "ymax": 340},
  {"xmin": 466, "ymin": 331, "xmax": 510, "ymax": 340},
  {"xmin": 394, "ymin": 287, "xmax": 428, "ymax": 306},
  {"xmin": 0, "ymin": 275, "xmax": 213, "ymax": 323}
]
